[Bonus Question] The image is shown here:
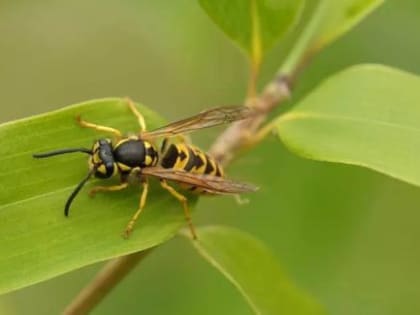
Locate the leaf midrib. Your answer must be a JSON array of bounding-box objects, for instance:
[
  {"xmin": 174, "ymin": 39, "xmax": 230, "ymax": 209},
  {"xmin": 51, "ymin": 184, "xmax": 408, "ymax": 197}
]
[
  {"xmin": 0, "ymin": 186, "xmax": 74, "ymax": 211},
  {"xmin": 279, "ymin": 111, "xmax": 420, "ymax": 134}
]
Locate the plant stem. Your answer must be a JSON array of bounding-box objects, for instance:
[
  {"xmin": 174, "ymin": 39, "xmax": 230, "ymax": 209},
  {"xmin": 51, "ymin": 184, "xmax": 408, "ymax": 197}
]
[
  {"xmin": 209, "ymin": 73, "xmax": 292, "ymax": 165},
  {"xmin": 247, "ymin": 60, "xmax": 259, "ymax": 99},
  {"xmin": 62, "ymin": 250, "xmax": 150, "ymax": 315}
]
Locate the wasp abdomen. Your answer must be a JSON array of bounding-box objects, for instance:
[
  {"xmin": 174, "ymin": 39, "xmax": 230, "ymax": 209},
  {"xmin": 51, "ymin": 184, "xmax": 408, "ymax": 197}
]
[
  {"xmin": 160, "ymin": 143, "xmax": 224, "ymax": 180},
  {"xmin": 160, "ymin": 143, "xmax": 182, "ymax": 169}
]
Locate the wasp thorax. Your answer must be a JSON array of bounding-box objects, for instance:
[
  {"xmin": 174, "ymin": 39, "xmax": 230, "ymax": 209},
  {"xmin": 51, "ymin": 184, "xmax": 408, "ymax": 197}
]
[
  {"xmin": 89, "ymin": 139, "xmax": 117, "ymax": 178},
  {"xmin": 113, "ymin": 138, "xmax": 159, "ymax": 171}
]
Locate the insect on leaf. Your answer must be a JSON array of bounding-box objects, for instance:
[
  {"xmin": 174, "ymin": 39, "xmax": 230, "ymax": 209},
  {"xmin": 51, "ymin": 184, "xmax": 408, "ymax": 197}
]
[{"xmin": 0, "ymin": 98, "xmax": 196, "ymax": 294}]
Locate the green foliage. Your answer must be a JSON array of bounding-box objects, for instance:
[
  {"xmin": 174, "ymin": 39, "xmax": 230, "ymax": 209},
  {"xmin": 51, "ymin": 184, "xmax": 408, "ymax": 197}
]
[
  {"xmin": 0, "ymin": 0, "xmax": 409, "ymax": 314},
  {"xmin": 314, "ymin": 0, "xmax": 384, "ymax": 46},
  {"xmin": 278, "ymin": 64, "xmax": 420, "ymax": 187},
  {"xmin": 281, "ymin": 0, "xmax": 384, "ymax": 74},
  {"xmin": 184, "ymin": 226, "xmax": 326, "ymax": 315},
  {"xmin": 199, "ymin": 0, "xmax": 305, "ymax": 63},
  {"xmin": 0, "ymin": 98, "xmax": 192, "ymax": 294}
]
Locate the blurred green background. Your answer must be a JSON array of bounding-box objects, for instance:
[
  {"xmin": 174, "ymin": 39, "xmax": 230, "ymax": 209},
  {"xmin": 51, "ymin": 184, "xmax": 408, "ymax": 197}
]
[{"xmin": 1, "ymin": 0, "xmax": 419, "ymax": 314}]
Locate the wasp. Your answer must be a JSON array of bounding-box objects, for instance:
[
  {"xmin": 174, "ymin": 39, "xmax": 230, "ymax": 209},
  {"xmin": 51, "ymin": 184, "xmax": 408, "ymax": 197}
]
[{"xmin": 33, "ymin": 100, "xmax": 257, "ymax": 239}]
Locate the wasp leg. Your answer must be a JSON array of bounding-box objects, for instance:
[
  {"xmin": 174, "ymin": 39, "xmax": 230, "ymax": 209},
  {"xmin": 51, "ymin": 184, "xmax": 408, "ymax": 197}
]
[
  {"xmin": 123, "ymin": 179, "xmax": 149, "ymax": 238},
  {"xmin": 243, "ymin": 119, "xmax": 278, "ymax": 149},
  {"xmin": 160, "ymin": 179, "xmax": 197, "ymax": 240},
  {"xmin": 88, "ymin": 182, "xmax": 129, "ymax": 197},
  {"xmin": 76, "ymin": 115, "xmax": 122, "ymax": 139},
  {"xmin": 125, "ymin": 97, "xmax": 146, "ymax": 132}
]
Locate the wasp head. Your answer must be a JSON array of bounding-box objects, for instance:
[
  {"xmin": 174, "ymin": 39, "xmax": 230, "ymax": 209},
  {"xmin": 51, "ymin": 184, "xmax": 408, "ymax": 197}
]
[{"xmin": 89, "ymin": 139, "xmax": 118, "ymax": 179}]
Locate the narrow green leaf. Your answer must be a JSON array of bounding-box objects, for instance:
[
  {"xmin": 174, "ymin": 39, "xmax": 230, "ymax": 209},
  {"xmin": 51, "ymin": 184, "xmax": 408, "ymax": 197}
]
[
  {"xmin": 199, "ymin": 0, "xmax": 305, "ymax": 62},
  {"xmin": 281, "ymin": 0, "xmax": 383, "ymax": 74},
  {"xmin": 183, "ymin": 226, "xmax": 326, "ymax": 315},
  {"xmin": 277, "ymin": 64, "xmax": 420, "ymax": 187},
  {"xmin": 314, "ymin": 0, "xmax": 383, "ymax": 46},
  {"xmin": 0, "ymin": 98, "xmax": 194, "ymax": 294}
]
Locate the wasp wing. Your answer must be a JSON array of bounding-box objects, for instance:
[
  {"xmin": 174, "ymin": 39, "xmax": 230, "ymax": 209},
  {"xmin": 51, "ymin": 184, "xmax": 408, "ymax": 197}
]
[
  {"xmin": 141, "ymin": 167, "xmax": 258, "ymax": 194},
  {"xmin": 140, "ymin": 106, "xmax": 253, "ymax": 140}
]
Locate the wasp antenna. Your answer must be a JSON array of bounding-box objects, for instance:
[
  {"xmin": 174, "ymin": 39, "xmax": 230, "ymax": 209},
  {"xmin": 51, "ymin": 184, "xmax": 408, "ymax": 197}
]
[
  {"xmin": 64, "ymin": 168, "xmax": 96, "ymax": 216},
  {"xmin": 33, "ymin": 148, "xmax": 92, "ymax": 158}
]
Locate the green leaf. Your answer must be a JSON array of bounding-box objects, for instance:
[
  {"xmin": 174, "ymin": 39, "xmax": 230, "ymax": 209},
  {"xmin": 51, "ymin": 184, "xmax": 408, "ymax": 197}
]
[
  {"xmin": 199, "ymin": 0, "xmax": 305, "ymax": 63},
  {"xmin": 281, "ymin": 0, "xmax": 383, "ymax": 74},
  {"xmin": 183, "ymin": 226, "xmax": 326, "ymax": 315},
  {"xmin": 277, "ymin": 64, "xmax": 420, "ymax": 187},
  {"xmin": 0, "ymin": 98, "xmax": 194, "ymax": 294}
]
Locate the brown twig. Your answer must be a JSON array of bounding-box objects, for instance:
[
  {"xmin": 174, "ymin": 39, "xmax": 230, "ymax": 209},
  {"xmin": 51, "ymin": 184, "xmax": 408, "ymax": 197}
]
[
  {"xmin": 209, "ymin": 73, "xmax": 292, "ymax": 165},
  {"xmin": 209, "ymin": 42, "xmax": 319, "ymax": 165},
  {"xmin": 62, "ymin": 250, "xmax": 151, "ymax": 315}
]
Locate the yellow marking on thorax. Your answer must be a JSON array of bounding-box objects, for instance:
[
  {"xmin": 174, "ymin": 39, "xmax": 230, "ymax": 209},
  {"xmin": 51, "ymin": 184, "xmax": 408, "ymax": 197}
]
[
  {"xmin": 145, "ymin": 155, "xmax": 153, "ymax": 166},
  {"xmin": 113, "ymin": 138, "xmax": 130, "ymax": 149},
  {"xmin": 117, "ymin": 162, "xmax": 132, "ymax": 172}
]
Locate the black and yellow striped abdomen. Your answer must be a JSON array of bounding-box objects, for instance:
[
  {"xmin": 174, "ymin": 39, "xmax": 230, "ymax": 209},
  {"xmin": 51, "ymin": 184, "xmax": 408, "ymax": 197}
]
[{"xmin": 160, "ymin": 142, "xmax": 223, "ymax": 192}]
